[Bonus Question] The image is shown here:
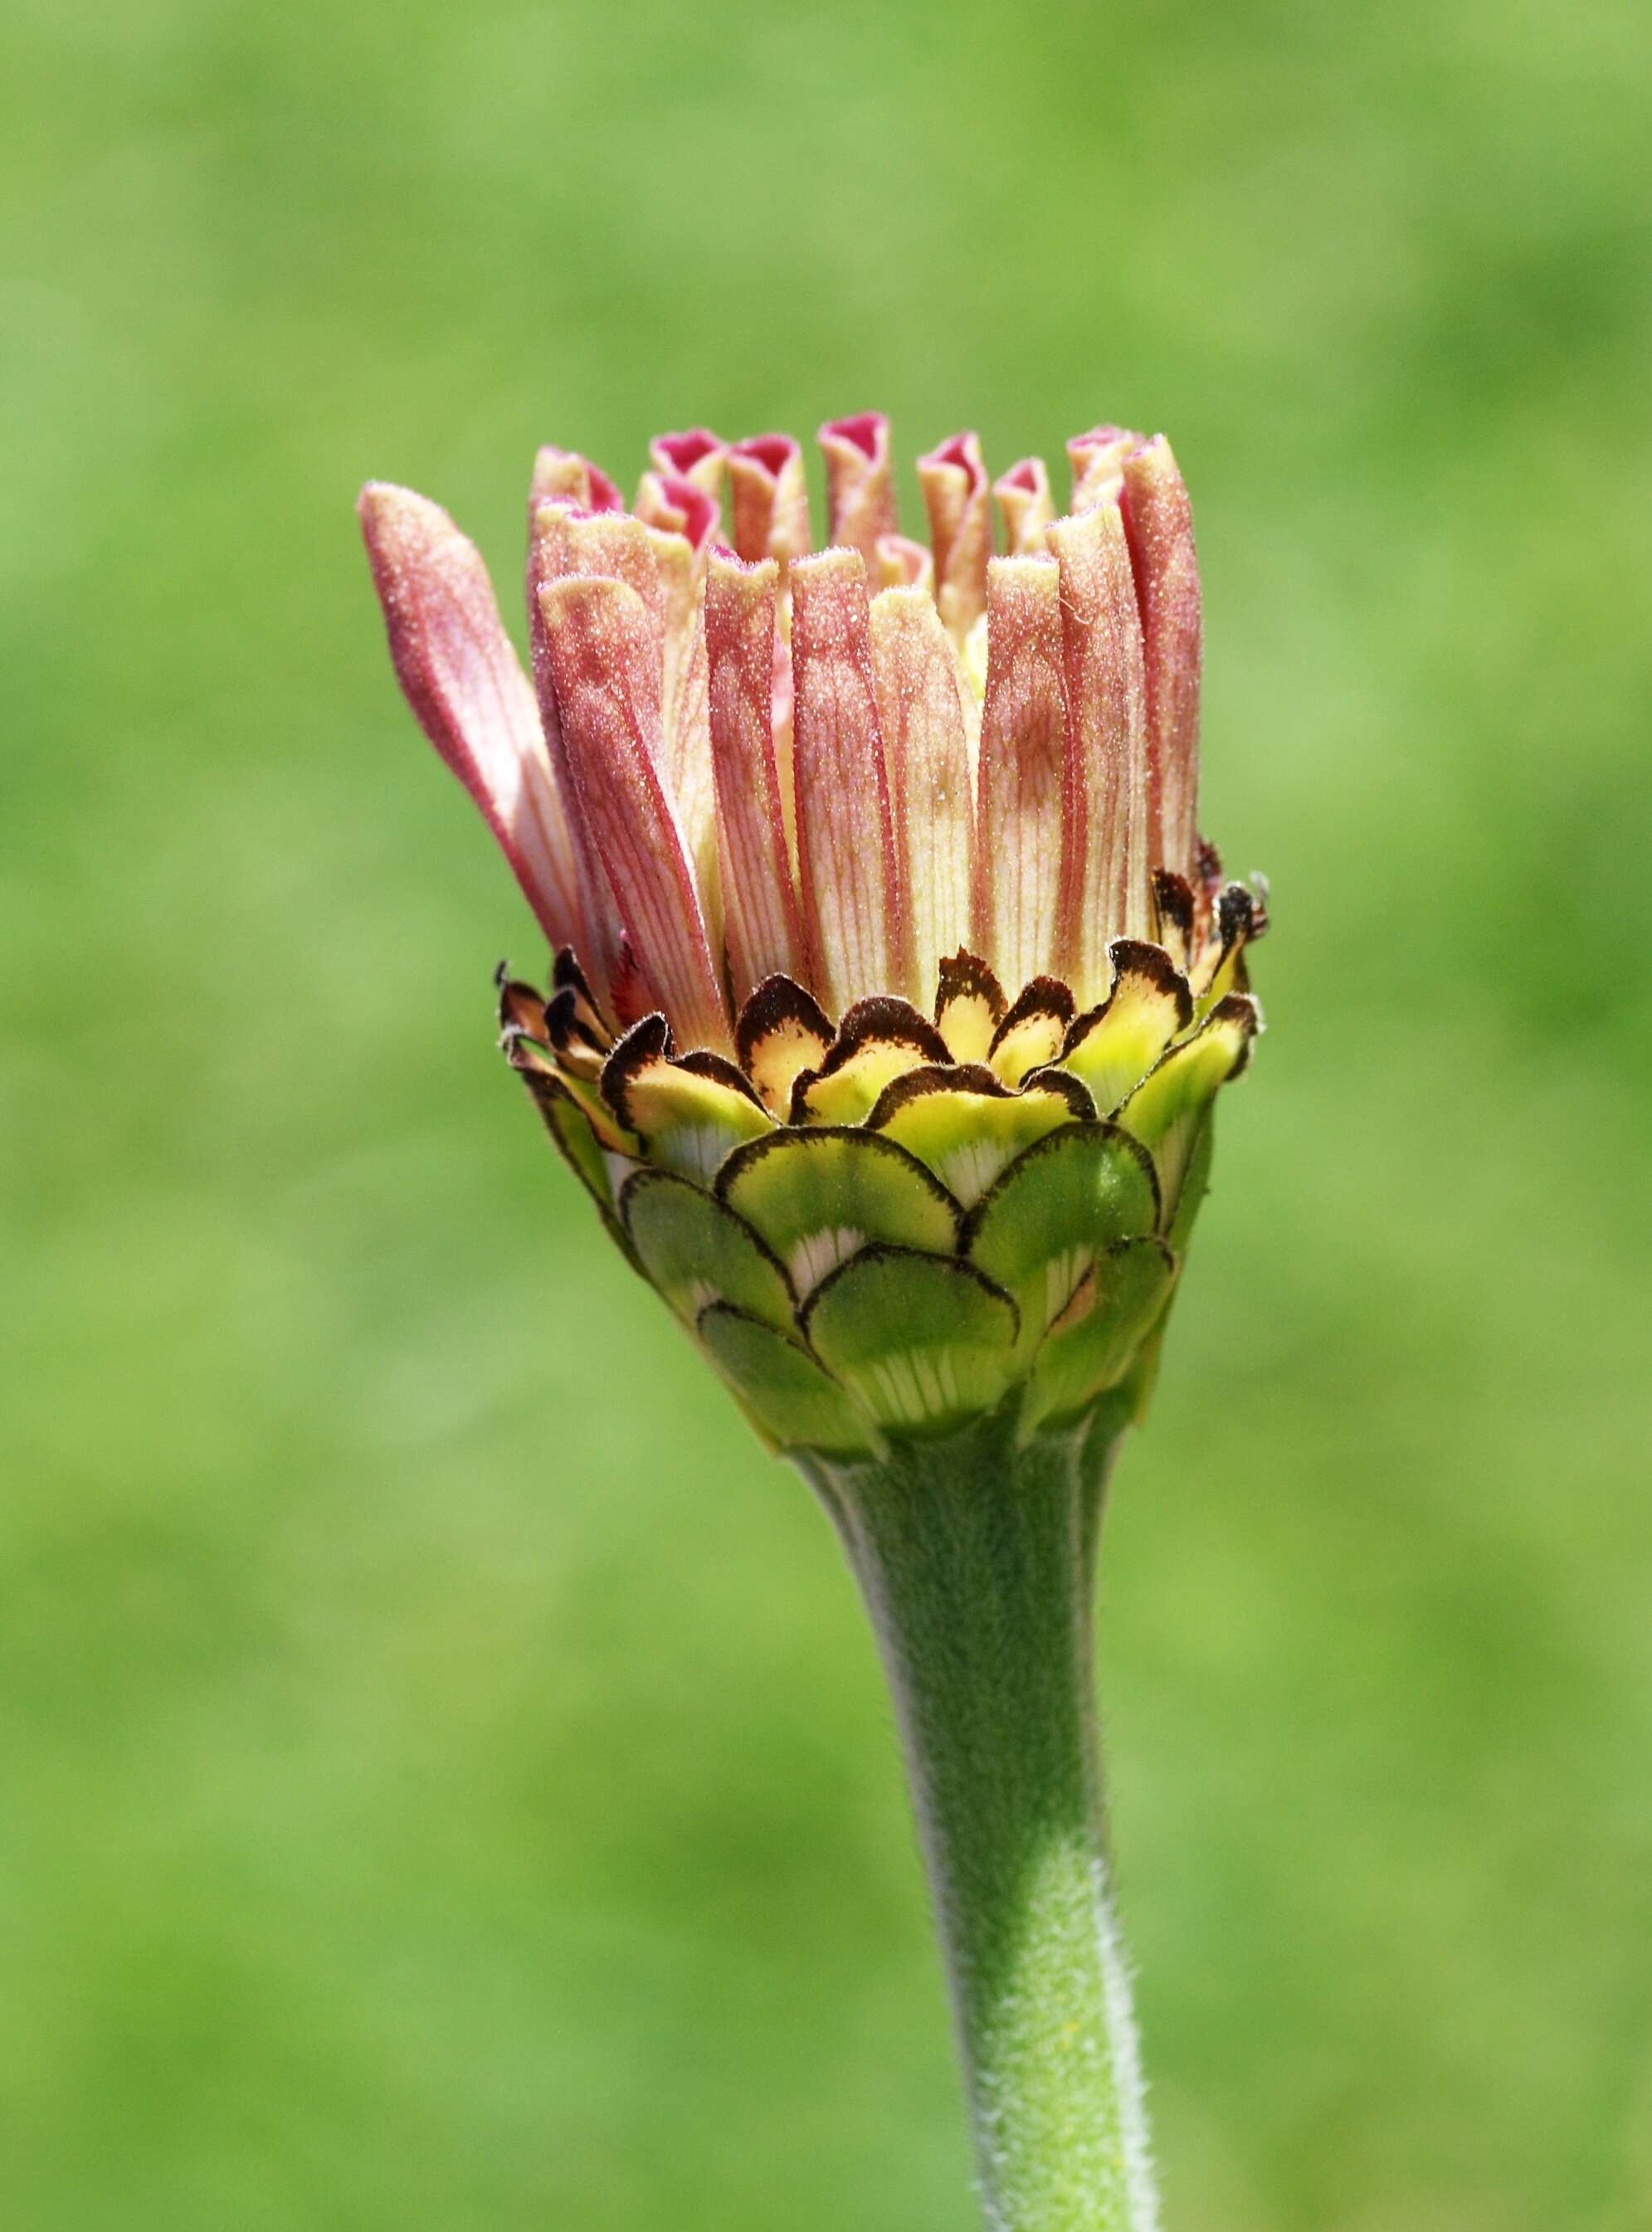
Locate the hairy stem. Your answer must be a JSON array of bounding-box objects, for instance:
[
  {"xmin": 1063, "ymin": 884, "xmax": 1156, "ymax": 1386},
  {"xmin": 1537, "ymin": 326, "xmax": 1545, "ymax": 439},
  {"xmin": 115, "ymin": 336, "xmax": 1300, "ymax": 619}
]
[{"xmin": 797, "ymin": 1401, "xmax": 1158, "ymax": 2232}]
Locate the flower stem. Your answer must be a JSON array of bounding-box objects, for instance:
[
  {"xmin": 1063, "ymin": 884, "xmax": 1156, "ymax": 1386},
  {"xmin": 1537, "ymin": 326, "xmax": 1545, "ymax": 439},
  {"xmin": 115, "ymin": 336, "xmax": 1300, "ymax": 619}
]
[{"xmin": 797, "ymin": 1401, "xmax": 1158, "ymax": 2232}]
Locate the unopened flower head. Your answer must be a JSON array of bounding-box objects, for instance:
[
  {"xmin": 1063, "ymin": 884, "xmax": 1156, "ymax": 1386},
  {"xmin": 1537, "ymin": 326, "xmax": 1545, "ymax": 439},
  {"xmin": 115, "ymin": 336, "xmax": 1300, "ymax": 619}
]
[{"xmin": 360, "ymin": 416, "xmax": 1265, "ymax": 1454}]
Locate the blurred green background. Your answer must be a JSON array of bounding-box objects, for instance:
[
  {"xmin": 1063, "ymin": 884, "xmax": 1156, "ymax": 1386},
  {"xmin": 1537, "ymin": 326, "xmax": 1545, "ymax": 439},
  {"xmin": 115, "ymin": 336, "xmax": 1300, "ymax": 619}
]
[{"xmin": 4, "ymin": 0, "xmax": 1650, "ymax": 2225}]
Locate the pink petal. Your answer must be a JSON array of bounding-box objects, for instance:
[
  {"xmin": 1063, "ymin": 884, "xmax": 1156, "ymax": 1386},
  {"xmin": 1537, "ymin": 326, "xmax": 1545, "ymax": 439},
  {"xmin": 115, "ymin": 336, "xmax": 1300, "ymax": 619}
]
[
  {"xmin": 819, "ymin": 412, "xmax": 897, "ymax": 569},
  {"xmin": 530, "ymin": 445, "xmax": 624, "ymax": 512},
  {"xmin": 536, "ymin": 573, "xmax": 731, "ymax": 1052},
  {"xmin": 973, "ymin": 554, "xmax": 1069, "ymax": 996},
  {"xmin": 1119, "ymin": 435, "xmax": 1202, "ymax": 884},
  {"xmin": 534, "ymin": 504, "xmax": 670, "ymax": 655},
  {"xmin": 1046, "ymin": 500, "xmax": 1152, "ymax": 994},
  {"xmin": 918, "ymin": 430, "xmax": 992, "ymax": 641},
  {"xmin": 869, "ymin": 586, "xmax": 974, "ymax": 1006},
  {"xmin": 656, "ymin": 577, "xmax": 724, "ymax": 958},
  {"xmin": 1065, "ymin": 424, "xmax": 1137, "ymax": 509},
  {"xmin": 649, "ymin": 427, "xmax": 727, "ymax": 499},
  {"xmin": 358, "ymin": 480, "xmax": 585, "ymax": 950},
  {"xmin": 523, "ymin": 500, "xmax": 627, "ymax": 999},
  {"xmin": 769, "ymin": 604, "xmax": 798, "ymax": 872},
  {"xmin": 535, "ymin": 506, "xmax": 709, "ymax": 781},
  {"xmin": 533, "ymin": 504, "xmax": 722, "ymax": 972},
  {"xmin": 635, "ymin": 468, "xmax": 722, "ymax": 554},
  {"xmin": 789, "ymin": 548, "xmax": 900, "ymax": 1012},
  {"xmin": 875, "ymin": 534, "xmax": 935, "ymax": 592},
  {"xmin": 726, "ymin": 433, "xmax": 811, "ymax": 569},
  {"xmin": 705, "ymin": 552, "xmax": 807, "ymax": 1000},
  {"xmin": 993, "ymin": 456, "xmax": 1055, "ymax": 553}
]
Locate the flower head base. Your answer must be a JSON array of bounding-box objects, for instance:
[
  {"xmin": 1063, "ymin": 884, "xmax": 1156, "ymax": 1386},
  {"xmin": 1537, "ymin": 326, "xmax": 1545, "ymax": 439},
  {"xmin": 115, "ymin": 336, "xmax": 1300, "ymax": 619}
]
[{"xmin": 361, "ymin": 417, "xmax": 1265, "ymax": 1455}]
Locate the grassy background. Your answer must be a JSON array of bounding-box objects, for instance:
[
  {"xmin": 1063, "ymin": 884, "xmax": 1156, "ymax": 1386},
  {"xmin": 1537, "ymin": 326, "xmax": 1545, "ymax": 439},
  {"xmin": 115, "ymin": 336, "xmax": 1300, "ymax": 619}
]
[{"xmin": 3, "ymin": 0, "xmax": 1650, "ymax": 2224}]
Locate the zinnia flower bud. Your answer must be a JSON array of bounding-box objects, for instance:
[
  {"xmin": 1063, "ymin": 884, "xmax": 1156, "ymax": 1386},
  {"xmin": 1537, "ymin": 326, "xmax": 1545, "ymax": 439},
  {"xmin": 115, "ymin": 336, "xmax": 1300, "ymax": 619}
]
[{"xmin": 358, "ymin": 417, "xmax": 1264, "ymax": 1456}]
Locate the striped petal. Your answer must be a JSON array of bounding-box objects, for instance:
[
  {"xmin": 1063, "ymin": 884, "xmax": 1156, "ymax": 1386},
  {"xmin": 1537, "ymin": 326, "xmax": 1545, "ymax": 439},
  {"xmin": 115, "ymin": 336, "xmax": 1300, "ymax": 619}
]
[
  {"xmin": 705, "ymin": 552, "xmax": 807, "ymax": 998},
  {"xmin": 973, "ymin": 554, "xmax": 1068, "ymax": 997},
  {"xmin": 918, "ymin": 431, "xmax": 992, "ymax": 641},
  {"xmin": 536, "ymin": 573, "xmax": 729, "ymax": 1052},
  {"xmin": 727, "ymin": 434, "xmax": 811, "ymax": 570},
  {"xmin": 659, "ymin": 587, "xmax": 723, "ymax": 962},
  {"xmin": 820, "ymin": 412, "xmax": 896, "ymax": 568},
  {"xmin": 535, "ymin": 504, "xmax": 669, "ymax": 648},
  {"xmin": 789, "ymin": 550, "xmax": 900, "ymax": 1015},
  {"xmin": 534, "ymin": 509, "xmax": 706, "ymax": 841},
  {"xmin": 1047, "ymin": 500, "xmax": 1152, "ymax": 997},
  {"xmin": 1120, "ymin": 435, "xmax": 1201, "ymax": 885},
  {"xmin": 534, "ymin": 502, "xmax": 701, "ymax": 976},
  {"xmin": 358, "ymin": 481, "xmax": 586, "ymax": 952},
  {"xmin": 644, "ymin": 525, "xmax": 699, "ymax": 728},
  {"xmin": 524, "ymin": 499, "xmax": 627, "ymax": 998},
  {"xmin": 868, "ymin": 586, "xmax": 973, "ymax": 1006}
]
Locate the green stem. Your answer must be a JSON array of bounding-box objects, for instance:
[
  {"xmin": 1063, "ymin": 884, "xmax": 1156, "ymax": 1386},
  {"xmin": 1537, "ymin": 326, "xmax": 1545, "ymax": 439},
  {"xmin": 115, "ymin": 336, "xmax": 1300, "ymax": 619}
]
[{"xmin": 797, "ymin": 1402, "xmax": 1157, "ymax": 2232}]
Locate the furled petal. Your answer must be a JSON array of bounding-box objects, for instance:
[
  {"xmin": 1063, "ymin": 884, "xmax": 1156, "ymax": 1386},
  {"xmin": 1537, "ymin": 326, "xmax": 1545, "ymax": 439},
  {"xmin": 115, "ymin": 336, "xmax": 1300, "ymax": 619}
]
[
  {"xmin": 819, "ymin": 412, "xmax": 896, "ymax": 569},
  {"xmin": 1119, "ymin": 435, "xmax": 1202, "ymax": 885},
  {"xmin": 705, "ymin": 552, "xmax": 807, "ymax": 999},
  {"xmin": 634, "ymin": 468, "xmax": 722, "ymax": 555},
  {"xmin": 875, "ymin": 534, "xmax": 935, "ymax": 593},
  {"xmin": 1065, "ymin": 424, "xmax": 1136, "ymax": 509},
  {"xmin": 868, "ymin": 586, "xmax": 974, "ymax": 1006},
  {"xmin": 537, "ymin": 573, "xmax": 730, "ymax": 1052},
  {"xmin": 358, "ymin": 481, "xmax": 586, "ymax": 951},
  {"xmin": 973, "ymin": 554, "xmax": 1068, "ymax": 997},
  {"xmin": 727, "ymin": 434, "xmax": 811, "ymax": 570},
  {"xmin": 789, "ymin": 548, "xmax": 900, "ymax": 1014},
  {"xmin": 648, "ymin": 428, "xmax": 727, "ymax": 500},
  {"xmin": 529, "ymin": 445, "xmax": 623, "ymax": 512},
  {"xmin": 1046, "ymin": 499, "xmax": 1152, "ymax": 995},
  {"xmin": 993, "ymin": 456, "xmax": 1055, "ymax": 554},
  {"xmin": 918, "ymin": 431, "xmax": 992, "ymax": 641}
]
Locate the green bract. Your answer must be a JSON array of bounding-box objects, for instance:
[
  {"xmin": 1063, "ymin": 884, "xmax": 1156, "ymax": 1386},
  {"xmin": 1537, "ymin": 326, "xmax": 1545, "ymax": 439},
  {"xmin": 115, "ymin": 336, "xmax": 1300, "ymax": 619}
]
[{"xmin": 504, "ymin": 939, "xmax": 1260, "ymax": 1456}]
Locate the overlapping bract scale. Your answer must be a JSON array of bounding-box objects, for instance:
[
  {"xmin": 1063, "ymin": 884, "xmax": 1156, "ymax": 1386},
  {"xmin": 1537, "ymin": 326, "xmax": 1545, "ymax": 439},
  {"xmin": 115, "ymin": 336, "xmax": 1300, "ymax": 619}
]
[{"xmin": 497, "ymin": 936, "xmax": 1257, "ymax": 1450}]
